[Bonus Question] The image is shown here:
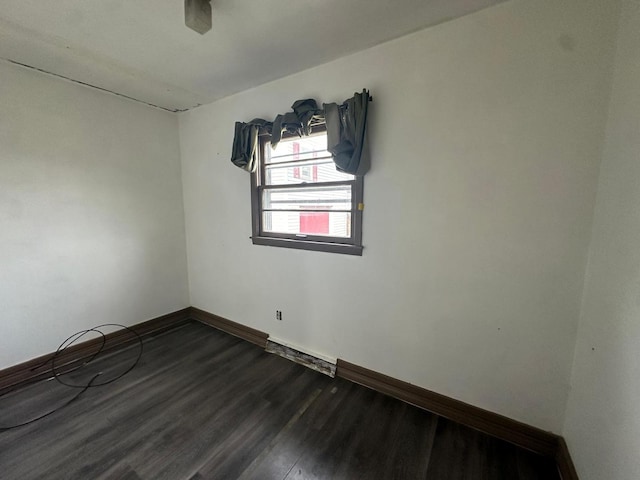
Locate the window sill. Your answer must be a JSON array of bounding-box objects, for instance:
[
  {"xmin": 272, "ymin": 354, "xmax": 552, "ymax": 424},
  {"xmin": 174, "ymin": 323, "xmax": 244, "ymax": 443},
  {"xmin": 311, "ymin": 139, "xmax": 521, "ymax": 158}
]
[{"xmin": 251, "ymin": 236, "xmax": 363, "ymax": 256}]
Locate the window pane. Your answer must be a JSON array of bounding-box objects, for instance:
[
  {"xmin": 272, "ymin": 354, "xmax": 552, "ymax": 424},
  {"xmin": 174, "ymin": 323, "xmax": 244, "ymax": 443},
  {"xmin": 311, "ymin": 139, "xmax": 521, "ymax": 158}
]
[
  {"xmin": 254, "ymin": 129, "xmax": 361, "ymax": 247},
  {"xmin": 263, "ymin": 211, "xmax": 352, "ymax": 238},
  {"xmin": 266, "ymin": 134, "xmax": 330, "ymax": 164},
  {"xmin": 262, "ymin": 184, "xmax": 352, "ymax": 211},
  {"xmin": 265, "ymin": 159, "xmax": 353, "ymax": 185}
]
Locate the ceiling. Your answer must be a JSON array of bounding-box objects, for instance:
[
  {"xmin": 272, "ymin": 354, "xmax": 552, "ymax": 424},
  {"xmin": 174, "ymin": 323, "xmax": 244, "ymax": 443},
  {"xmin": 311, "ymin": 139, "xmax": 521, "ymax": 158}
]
[{"xmin": 0, "ymin": 0, "xmax": 505, "ymax": 112}]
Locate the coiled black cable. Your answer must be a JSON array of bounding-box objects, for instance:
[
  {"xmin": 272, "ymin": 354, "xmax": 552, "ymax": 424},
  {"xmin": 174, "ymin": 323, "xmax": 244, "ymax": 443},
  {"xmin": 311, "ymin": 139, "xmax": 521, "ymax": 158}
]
[{"xmin": 0, "ymin": 324, "xmax": 143, "ymax": 431}]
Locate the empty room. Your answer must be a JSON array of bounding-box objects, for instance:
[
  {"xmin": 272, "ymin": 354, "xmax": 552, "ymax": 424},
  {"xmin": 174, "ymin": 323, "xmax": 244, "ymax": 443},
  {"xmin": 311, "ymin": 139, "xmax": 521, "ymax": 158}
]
[{"xmin": 0, "ymin": 0, "xmax": 638, "ymax": 479}]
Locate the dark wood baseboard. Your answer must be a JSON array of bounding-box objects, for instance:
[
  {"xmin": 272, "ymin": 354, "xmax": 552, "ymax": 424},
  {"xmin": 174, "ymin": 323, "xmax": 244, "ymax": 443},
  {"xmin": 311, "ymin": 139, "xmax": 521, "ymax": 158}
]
[
  {"xmin": 187, "ymin": 310, "xmax": 578, "ymax": 477},
  {"xmin": 0, "ymin": 308, "xmax": 191, "ymax": 396},
  {"xmin": 1, "ymin": 306, "xmax": 578, "ymax": 478},
  {"xmin": 336, "ymin": 359, "xmax": 560, "ymax": 458},
  {"xmin": 189, "ymin": 307, "xmax": 269, "ymax": 348},
  {"xmin": 556, "ymin": 437, "xmax": 579, "ymax": 480}
]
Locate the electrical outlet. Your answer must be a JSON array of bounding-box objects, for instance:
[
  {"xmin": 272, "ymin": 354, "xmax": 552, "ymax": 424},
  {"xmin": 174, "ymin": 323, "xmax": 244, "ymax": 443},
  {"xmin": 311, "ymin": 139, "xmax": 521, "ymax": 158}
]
[{"xmin": 276, "ymin": 310, "xmax": 282, "ymax": 321}]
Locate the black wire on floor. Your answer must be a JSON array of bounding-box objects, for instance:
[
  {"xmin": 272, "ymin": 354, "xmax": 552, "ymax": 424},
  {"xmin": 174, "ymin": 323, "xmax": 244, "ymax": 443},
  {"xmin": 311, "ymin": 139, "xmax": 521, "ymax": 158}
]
[{"xmin": 0, "ymin": 324, "xmax": 143, "ymax": 431}]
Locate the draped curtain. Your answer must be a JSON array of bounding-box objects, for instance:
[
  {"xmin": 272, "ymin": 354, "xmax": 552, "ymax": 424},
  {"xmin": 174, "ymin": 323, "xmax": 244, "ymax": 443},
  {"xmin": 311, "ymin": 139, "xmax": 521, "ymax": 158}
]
[{"xmin": 231, "ymin": 89, "xmax": 371, "ymax": 176}]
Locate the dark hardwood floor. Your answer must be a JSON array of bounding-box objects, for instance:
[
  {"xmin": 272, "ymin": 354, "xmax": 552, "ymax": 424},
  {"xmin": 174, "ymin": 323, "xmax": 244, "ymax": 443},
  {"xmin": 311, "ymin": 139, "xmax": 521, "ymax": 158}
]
[{"xmin": 0, "ymin": 321, "xmax": 560, "ymax": 479}]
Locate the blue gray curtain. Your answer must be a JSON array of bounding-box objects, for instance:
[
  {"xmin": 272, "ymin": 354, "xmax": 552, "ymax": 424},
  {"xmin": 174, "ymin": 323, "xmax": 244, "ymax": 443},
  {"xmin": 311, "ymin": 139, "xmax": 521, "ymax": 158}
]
[{"xmin": 231, "ymin": 89, "xmax": 370, "ymax": 176}]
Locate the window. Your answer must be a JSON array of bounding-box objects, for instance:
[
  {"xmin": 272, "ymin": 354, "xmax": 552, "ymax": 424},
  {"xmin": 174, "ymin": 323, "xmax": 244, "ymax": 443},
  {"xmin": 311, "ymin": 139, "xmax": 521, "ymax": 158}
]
[{"xmin": 250, "ymin": 127, "xmax": 363, "ymax": 255}]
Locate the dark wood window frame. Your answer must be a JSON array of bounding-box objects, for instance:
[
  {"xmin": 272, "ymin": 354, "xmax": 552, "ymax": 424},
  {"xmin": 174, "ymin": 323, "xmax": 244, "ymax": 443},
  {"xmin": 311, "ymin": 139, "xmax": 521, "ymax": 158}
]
[{"xmin": 250, "ymin": 127, "xmax": 363, "ymax": 256}]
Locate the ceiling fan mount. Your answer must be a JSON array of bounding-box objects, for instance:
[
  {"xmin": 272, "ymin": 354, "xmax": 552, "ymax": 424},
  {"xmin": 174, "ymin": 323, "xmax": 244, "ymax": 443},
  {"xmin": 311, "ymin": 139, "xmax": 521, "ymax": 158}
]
[{"xmin": 185, "ymin": 0, "xmax": 212, "ymax": 35}]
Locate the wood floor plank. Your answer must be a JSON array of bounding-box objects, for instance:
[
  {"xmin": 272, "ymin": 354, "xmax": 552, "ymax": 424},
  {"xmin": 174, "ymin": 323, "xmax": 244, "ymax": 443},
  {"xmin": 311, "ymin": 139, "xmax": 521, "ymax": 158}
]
[
  {"xmin": 516, "ymin": 448, "xmax": 562, "ymax": 480},
  {"xmin": 190, "ymin": 364, "xmax": 331, "ymax": 479},
  {"xmin": 237, "ymin": 380, "xmax": 354, "ymax": 480},
  {"xmin": 377, "ymin": 402, "xmax": 439, "ymax": 479},
  {"xmin": 0, "ymin": 321, "xmax": 560, "ymax": 480},
  {"xmin": 284, "ymin": 383, "xmax": 375, "ymax": 480},
  {"xmin": 425, "ymin": 418, "xmax": 560, "ymax": 480}
]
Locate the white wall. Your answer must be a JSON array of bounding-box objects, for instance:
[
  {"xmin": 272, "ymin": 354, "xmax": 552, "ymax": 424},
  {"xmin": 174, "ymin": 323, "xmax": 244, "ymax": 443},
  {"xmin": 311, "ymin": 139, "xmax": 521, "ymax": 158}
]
[
  {"xmin": 563, "ymin": 0, "xmax": 640, "ymax": 477},
  {"xmin": 179, "ymin": 0, "xmax": 618, "ymax": 432},
  {"xmin": 0, "ymin": 61, "xmax": 190, "ymax": 369}
]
